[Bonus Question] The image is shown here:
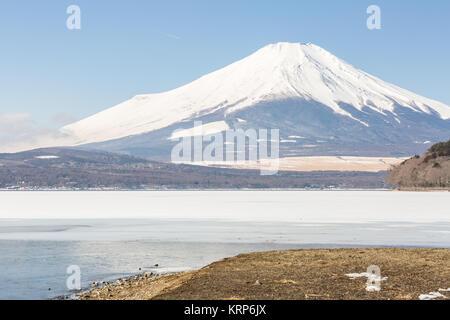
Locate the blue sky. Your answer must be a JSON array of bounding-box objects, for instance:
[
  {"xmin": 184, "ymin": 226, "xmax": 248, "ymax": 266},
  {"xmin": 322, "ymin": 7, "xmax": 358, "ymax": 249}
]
[{"xmin": 0, "ymin": 0, "xmax": 449, "ymax": 130}]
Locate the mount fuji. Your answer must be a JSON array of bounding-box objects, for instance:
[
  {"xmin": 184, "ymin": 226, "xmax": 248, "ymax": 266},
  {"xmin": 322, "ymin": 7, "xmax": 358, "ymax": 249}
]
[{"xmin": 61, "ymin": 42, "xmax": 450, "ymax": 159}]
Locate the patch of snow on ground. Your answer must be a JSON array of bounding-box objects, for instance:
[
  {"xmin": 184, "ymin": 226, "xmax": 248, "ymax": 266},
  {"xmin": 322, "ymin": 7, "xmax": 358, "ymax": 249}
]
[
  {"xmin": 419, "ymin": 292, "xmax": 447, "ymax": 300},
  {"xmin": 34, "ymin": 156, "xmax": 60, "ymax": 159},
  {"xmin": 345, "ymin": 272, "xmax": 369, "ymax": 279},
  {"xmin": 345, "ymin": 272, "xmax": 388, "ymax": 281},
  {"xmin": 168, "ymin": 121, "xmax": 229, "ymax": 140},
  {"xmin": 345, "ymin": 272, "xmax": 388, "ymax": 292}
]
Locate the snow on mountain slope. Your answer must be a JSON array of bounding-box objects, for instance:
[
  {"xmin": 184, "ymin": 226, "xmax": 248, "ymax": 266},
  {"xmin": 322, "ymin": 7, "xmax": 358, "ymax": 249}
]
[
  {"xmin": 168, "ymin": 121, "xmax": 229, "ymax": 140},
  {"xmin": 61, "ymin": 42, "xmax": 449, "ymax": 145}
]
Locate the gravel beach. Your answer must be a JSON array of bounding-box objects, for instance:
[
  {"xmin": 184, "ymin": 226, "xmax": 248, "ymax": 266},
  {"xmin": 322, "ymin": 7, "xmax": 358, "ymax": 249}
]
[{"xmin": 78, "ymin": 248, "xmax": 450, "ymax": 300}]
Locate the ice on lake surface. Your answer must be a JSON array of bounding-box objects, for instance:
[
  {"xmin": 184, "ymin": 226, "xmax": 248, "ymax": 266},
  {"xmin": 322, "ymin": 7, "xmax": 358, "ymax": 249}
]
[{"xmin": 0, "ymin": 191, "xmax": 448, "ymax": 299}]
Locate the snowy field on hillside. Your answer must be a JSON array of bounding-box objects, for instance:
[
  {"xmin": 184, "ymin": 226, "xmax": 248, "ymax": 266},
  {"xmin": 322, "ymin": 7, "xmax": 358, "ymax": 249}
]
[{"xmin": 183, "ymin": 156, "xmax": 406, "ymax": 172}]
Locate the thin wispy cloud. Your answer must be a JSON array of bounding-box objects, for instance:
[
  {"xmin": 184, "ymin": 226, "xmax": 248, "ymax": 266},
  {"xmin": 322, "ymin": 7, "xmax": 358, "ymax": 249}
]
[
  {"xmin": 51, "ymin": 112, "xmax": 78, "ymax": 125},
  {"xmin": 160, "ymin": 31, "xmax": 181, "ymax": 40},
  {"xmin": 164, "ymin": 33, "xmax": 181, "ymax": 40},
  {"xmin": 0, "ymin": 113, "xmax": 76, "ymax": 153}
]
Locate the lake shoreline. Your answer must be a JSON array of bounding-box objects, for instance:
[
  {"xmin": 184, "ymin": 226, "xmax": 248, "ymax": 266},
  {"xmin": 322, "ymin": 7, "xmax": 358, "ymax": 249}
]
[
  {"xmin": 393, "ymin": 187, "xmax": 450, "ymax": 192},
  {"xmin": 77, "ymin": 248, "xmax": 450, "ymax": 300},
  {"xmin": 1, "ymin": 191, "xmax": 448, "ymax": 299}
]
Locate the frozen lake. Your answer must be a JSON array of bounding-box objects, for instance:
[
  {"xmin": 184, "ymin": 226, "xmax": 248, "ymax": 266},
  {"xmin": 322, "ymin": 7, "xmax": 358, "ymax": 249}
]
[
  {"xmin": 1, "ymin": 190, "xmax": 449, "ymax": 223},
  {"xmin": 0, "ymin": 191, "xmax": 448, "ymax": 299}
]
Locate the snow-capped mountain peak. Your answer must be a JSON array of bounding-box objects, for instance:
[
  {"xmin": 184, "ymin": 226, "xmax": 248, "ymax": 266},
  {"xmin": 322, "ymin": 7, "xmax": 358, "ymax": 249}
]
[{"xmin": 61, "ymin": 42, "xmax": 449, "ymax": 148}]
